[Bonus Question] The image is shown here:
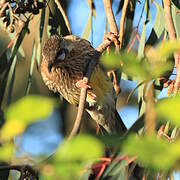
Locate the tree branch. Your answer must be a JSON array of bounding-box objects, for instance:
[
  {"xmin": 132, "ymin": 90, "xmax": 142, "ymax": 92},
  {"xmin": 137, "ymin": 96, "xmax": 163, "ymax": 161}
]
[
  {"xmin": 68, "ymin": 51, "xmax": 100, "ymax": 140},
  {"xmin": 163, "ymin": 0, "xmax": 180, "ymax": 94},
  {"xmin": 103, "ymin": 0, "xmax": 118, "ymax": 34},
  {"xmin": 145, "ymin": 82, "xmax": 156, "ymax": 135},
  {"xmin": 102, "ymin": 0, "xmax": 121, "ymax": 95},
  {"xmin": 119, "ymin": 0, "xmax": 130, "ymax": 49}
]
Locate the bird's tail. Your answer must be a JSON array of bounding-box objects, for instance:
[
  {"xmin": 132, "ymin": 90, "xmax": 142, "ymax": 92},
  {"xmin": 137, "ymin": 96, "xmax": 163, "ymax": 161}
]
[{"xmin": 86, "ymin": 106, "xmax": 127, "ymax": 134}]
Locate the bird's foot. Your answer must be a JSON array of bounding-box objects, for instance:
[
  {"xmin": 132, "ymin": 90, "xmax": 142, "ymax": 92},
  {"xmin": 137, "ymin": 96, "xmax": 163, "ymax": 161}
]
[
  {"xmin": 104, "ymin": 32, "xmax": 120, "ymax": 45},
  {"xmin": 96, "ymin": 32, "xmax": 120, "ymax": 53},
  {"xmin": 76, "ymin": 78, "xmax": 91, "ymax": 89},
  {"xmin": 76, "ymin": 79, "xmax": 97, "ymax": 100},
  {"xmin": 87, "ymin": 91, "xmax": 97, "ymax": 100}
]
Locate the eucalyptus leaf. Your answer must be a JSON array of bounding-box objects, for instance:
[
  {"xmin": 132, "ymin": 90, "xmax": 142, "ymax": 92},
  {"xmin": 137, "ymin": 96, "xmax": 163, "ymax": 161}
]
[
  {"xmin": 5, "ymin": 95, "xmax": 57, "ymax": 124},
  {"xmin": 6, "ymin": 55, "xmax": 17, "ymax": 106},
  {"xmin": 138, "ymin": 24, "xmax": 146, "ymax": 58},
  {"xmin": 0, "ymin": 143, "xmax": 14, "ymax": 161},
  {"xmin": 1, "ymin": 119, "xmax": 26, "ymax": 141},
  {"xmin": 55, "ymin": 134, "xmax": 104, "ymax": 162},
  {"xmin": 82, "ymin": 15, "xmax": 92, "ymax": 40},
  {"xmin": 25, "ymin": 40, "xmax": 36, "ymax": 95},
  {"xmin": 122, "ymin": 135, "xmax": 180, "ymax": 171},
  {"xmin": 153, "ymin": 3, "xmax": 165, "ymax": 38},
  {"xmin": 156, "ymin": 95, "xmax": 180, "ymax": 127}
]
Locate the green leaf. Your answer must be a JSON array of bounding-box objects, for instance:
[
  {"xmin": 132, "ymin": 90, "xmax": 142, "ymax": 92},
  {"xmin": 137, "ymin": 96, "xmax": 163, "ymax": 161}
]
[
  {"xmin": 36, "ymin": 41, "xmax": 41, "ymax": 69},
  {"xmin": 127, "ymin": 81, "xmax": 145, "ymax": 103},
  {"xmin": 102, "ymin": 52, "xmax": 149, "ymax": 80},
  {"xmin": 80, "ymin": 168, "xmax": 92, "ymax": 180},
  {"xmin": 39, "ymin": 7, "xmax": 46, "ymax": 41},
  {"xmin": 36, "ymin": 6, "xmax": 46, "ymax": 69},
  {"xmin": 55, "ymin": 134, "xmax": 104, "ymax": 162},
  {"xmin": 0, "ymin": 51, "xmax": 8, "ymax": 74},
  {"xmin": 154, "ymin": 40, "xmax": 180, "ymax": 61},
  {"xmin": 82, "ymin": 15, "xmax": 92, "ymax": 40},
  {"xmin": 122, "ymin": 135, "xmax": 180, "ymax": 171},
  {"xmin": 83, "ymin": 1, "xmax": 96, "ymax": 40},
  {"xmin": 118, "ymin": 53, "xmax": 149, "ymax": 80},
  {"xmin": 6, "ymin": 55, "xmax": 17, "ymax": 106},
  {"xmin": 154, "ymin": 2, "xmax": 165, "ymax": 38},
  {"xmin": 150, "ymin": 60, "xmax": 173, "ymax": 79},
  {"xmin": 106, "ymin": 160, "xmax": 127, "ymax": 178},
  {"xmin": 5, "ymin": 95, "xmax": 57, "ymax": 124},
  {"xmin": 1, "ymin": 95, "xmax": 57, "ymax": 140},
  {"xmin": 0, "ymin": 143, "xmax": 14, "ymax": 162},
  {"xmin": 172, "ymin": 3, "xmax": 180, "ymax": 38},
  {"xmin": 101, "ymin": 52, "xmax": 122, "ymax": 69},
  {"xmin": 171, "ymin": 126, "xmax": 179, "ymax": 139},
  {"xmin": 25, "ymin": 40, "xmax": 36, "ymax": 95},
  {"xmin": 138, "ymin": 24, "xmax": 146, "ymax": 58},
  {"xmin": 156, "ymin": 95, "xmax": 180, "ymax": 127},
  {"xmin": 1, "ymin": 119, "xmax": 26, "ymax": 141},
  {"xmin": 0, "ymin": 19, "xmax": 30, "ymax": 108},
  {"xmin": 102, "ymin": 50, "xmax": 173, "ymax": 81}
]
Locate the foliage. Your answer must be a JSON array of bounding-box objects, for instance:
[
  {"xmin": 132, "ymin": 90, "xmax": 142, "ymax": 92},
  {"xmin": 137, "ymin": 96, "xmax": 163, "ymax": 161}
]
[{"xmin": 0, "ymin": 0, "xmax": 180, "ymax": 179}]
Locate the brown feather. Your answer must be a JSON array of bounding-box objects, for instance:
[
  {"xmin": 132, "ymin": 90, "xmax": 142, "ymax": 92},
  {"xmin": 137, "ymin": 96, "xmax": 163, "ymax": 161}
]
[{"xmin": 41, "ymin": 35, "xmax": 126, "ymax": 133}]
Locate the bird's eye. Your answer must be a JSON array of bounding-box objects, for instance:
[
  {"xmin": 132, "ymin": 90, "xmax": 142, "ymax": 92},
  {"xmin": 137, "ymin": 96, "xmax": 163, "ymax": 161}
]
[{"xmin": 56, "ymin": 49, "xmax": 66, "ymax": 61}]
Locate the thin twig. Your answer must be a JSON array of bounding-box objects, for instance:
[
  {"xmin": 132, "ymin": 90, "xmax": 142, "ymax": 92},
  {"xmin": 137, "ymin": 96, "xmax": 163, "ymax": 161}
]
[
  {"xmin": 68, "ymin": 51, "xmax": 100, "ymax": 140},
  {"xmin": 102, "ymin": 0, "xmax": 120, "ymax": 53},
  {"xmin": 96, "ymin": 33, "xmax": 119, "ymax": 53},
  {"xmin": 119, "ymin": 0, "xmax": 130, "ymax": 48},
  {"xmin": 102, "ymin": 0, "xmax": 121, "ymax": 96},
  {"xmin": 127, "ymin": 34, "xmax": 138, "ymax": 53},
  {"xmin": 54, "ymin": 0, "xmax": 72, "ymax": 34},
  {"xmin": 103, "ymin": 0, "xmax": 118, "ymax": 34},
  {"xmin": 163, "ymin": 0, "xmax": 180, "ymax": 94}
]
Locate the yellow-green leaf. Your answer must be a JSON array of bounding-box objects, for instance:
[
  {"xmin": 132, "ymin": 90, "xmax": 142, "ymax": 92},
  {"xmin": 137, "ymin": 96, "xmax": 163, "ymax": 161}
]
[
  {"xmin": 101, "ymin": 51, "xmax": 173, "ymax": 80},
  {"xmin": 55, "ymin": 134, "xmax": 104, "ymax": 162},
  {"xmin": 5, "ymin": 95, "xmax": 57, "ymax": 125},
  {"xmin": 101, "ymin": 52, "xmax": 122, "ymax": 69},
  {"xmin": 0, "ymin": 143, "xmax": 14, "ymax": 162},
  {"xmin": 1, "ymin": 119, "xmax": 26, "ymax": 141},
  {"xmin": 138, "ymin": 24, "xmax": 146, "ymax": 58},
  {"xmin": 122, "ymin": 135, "xmax": 180, "ymax": 171},
  {"xmin": 156, "ymin": 95, "xmax": 180, "ymax": 126},
  {"xmin": 82, "ymin": 15, "xmax": 92, "ymax": 40},
  {"xmin": 154, "ymin": 2, "xmax": 164, "ymax": 38},
  {"xmin": 151, "ymin": 40, "xmax": 180, "ymax": 61}
]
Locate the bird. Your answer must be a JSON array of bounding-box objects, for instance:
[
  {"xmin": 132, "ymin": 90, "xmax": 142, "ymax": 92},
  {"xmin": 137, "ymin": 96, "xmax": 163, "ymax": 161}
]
[{"xmin": 40, "ymin": 34, "xmax": 126, "ymax": 134}]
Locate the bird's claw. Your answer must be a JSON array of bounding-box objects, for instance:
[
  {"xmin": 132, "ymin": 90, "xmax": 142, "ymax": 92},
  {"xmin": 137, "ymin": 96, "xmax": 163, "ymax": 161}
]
[
  {"xmin": 103, "ymin": 32, "xmax": 120, "ymax": 46},
  {"xmin": 76, "ymin": 79, "xmax": 97, "ymax": 100},
  {"xmin": 76, "ymin": 79, "xmax": 91, "ymax": 89}
]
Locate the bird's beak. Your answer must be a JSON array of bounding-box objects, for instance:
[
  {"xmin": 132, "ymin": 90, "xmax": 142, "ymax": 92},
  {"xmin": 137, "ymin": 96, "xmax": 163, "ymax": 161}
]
[{"xmin": 48, "ymin": 63, "xmax": 53, "ymax": 72}]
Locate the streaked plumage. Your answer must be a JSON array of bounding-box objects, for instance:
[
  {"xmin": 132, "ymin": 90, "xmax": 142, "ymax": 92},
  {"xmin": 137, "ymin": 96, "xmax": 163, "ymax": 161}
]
[{"xmin": 41, "ymin": 35, "xmax": 126, "ymax": 134}]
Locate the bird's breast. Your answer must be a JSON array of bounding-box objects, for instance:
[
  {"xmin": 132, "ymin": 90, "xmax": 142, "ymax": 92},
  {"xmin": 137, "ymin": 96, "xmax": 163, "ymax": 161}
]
[{"xmin": 41, "ymin": 60, "xmax": 81, "ymax": 105}]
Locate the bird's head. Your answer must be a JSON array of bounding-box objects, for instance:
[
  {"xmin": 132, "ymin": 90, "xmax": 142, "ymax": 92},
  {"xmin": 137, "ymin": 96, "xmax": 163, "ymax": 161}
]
[{"xmin": 42, "ymin": 35, "xmax": 70, "ymax": 71}]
